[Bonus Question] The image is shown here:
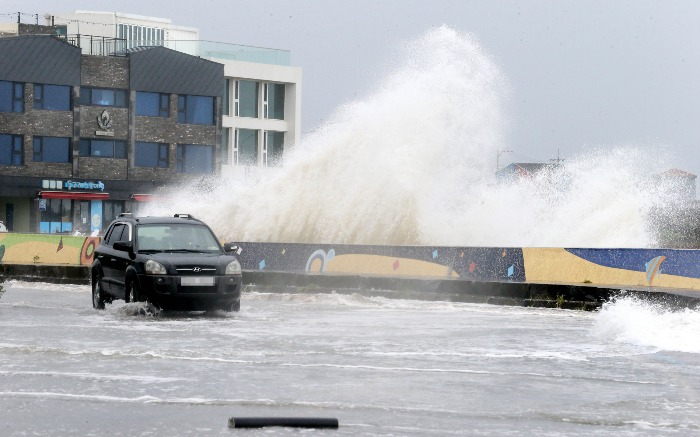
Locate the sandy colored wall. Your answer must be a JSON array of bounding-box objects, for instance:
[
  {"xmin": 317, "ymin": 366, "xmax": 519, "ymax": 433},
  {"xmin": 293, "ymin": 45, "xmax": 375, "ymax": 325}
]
[{"xmin": 0, "ymin": 233, "xmax": 100, "ymax": 266}]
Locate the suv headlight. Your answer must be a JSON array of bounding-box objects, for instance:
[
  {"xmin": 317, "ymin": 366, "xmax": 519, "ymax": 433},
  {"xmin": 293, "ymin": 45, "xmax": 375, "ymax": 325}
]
[
  {"xmin": 145, "ymin": 259, "xmax": 167, "ymax": 275},
  {"xmin": 225, "ymin": 259, "xmax": 241, "ymax": 275}
]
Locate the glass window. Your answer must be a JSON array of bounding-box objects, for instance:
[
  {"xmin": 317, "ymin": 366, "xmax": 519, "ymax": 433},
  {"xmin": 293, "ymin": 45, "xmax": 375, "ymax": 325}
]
[
  {"xmin": 79, "ymin": 139, "xmax": 127, "ymax": 158},
  {"xmin": 135, "ymin": 142, "xmax": 169, "ymax": 167},
  {"xmin": 33, "ymin": 136, "xmax": 70, "ymax": 163},
  {"xmin": 80, "ymin": 87, "xmax": 127, "ymax": 107},
  {"xmin": 178, "ymin": 95, "xmax": 214, "ymax": 125},
  {"xmin": 236, "ymin": 129, "xmax": 258, "ymax": 166},
  {"xmin": 265, "ymin": 83, "xmax": 285, "ymax": 120},
  {"xmin": 223, "ymin": 79, "xmax": 230, "ymax": 116},
  {"xmin": 34, "ymin": 84, "xmax": 71, "ymax": 110},
  {"xmin": 105, "ymin": 222, "xmax": 127, "ymax": 244},
  {"xmin": 265, "ymin": 131, "xmax": 284, "ymax": 167},
  {"xmin": 176, "ymin": 144, "xmax": 213, "ymax": 173},
  {"xmin": 237, "ymin": 80, "xmax": 258, "ymax": 118},
  {"xmin": 221, "ymin": 127, "xmax": 230, "ymax": 164},
  {"xmin": 39, "ymin": 199, "xmax": 72, "ymax": 233},
  {"xmin": 0, "ymin": 80, "xmax": 24, "ymax": 113},
  {"xmin": 102, "ymin": 201, "xmax": 124, "ymax": 230},
  {"xmin": 136, "ymin": 91, "xmax": 169, "ymax": 117},
  {"xmin": 0, "ymin": 134, "xmax": 23, "ymax": 166}
]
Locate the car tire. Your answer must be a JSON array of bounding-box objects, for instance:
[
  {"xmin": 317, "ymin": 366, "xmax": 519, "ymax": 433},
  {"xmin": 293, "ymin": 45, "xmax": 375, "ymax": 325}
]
[
  {"xmin": 92, "ymin": 272, "xmax": 106, "ymax": 310},
  {"xmin": 126, "ymin": 278, "xmax": 142, "ymax": 303}
]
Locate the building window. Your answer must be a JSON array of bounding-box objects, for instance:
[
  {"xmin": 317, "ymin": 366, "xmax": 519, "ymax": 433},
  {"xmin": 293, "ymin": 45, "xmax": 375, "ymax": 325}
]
[
  {"xmin": 135, "ymin": 142, "xmax": 168, "ymax": 167},
  {"xmin": 236, "ymin": 80, "xmax": 258, "ymax": 118},
  {"xmin": 236, "ymin": 129, "xmax": 258, "ymax": 166},
  {"xmin": 79, "ymin": 139, "xmax": 127, "ymax": 158},
  {"xmin": 223, "ymin": 79, "xmax": 231, "ymax": 116},
  {"xmin": 102, "ymin": 201, "xmax": 124, "ymax": 230},
  {"xmin": 264, "ymin": 83, "xmax": 285, "ymax": 120},
  {"xmin": 136, "ymin": 91, "xmax": 169, "ymax": 117},
  {"xmin": 221, "ymin": 128, "xmax": 231, "ymax": 164},
  {"xmin": 177, "ymin": 95, "xmax": 214, "ymax": 125},
  {"xmin": 176, "ymin": 144, "xmax": 213, "ymax": 173},
  {"xmin": 40, "ymin": 199, "xmax": 72, "ymax": 233},
  {"xmin": 0, "ymin": 80, "xmax": 24, "ymax": 113},
  {"xmin": 33, "ymin": 136, "xmax": 70, "ymax": 163},
  {"xmin": 80, "ymin": 87, "xmax": 127, "ymax": 107},
  {"xmin": 34, "ymin": 84, "xmax": 71, "ymax": 110},
  {"xmin": 0, "ymin": 134, "xmax": 23, "ymax": 166},
  {"xmin": 264, "ymin": 131, "xmax": 284, "ymax": 167}
]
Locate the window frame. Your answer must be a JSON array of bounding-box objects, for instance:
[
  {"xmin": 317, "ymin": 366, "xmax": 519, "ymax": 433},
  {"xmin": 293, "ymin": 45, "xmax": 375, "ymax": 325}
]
[
  {"xmin": 79, "ymin": 138, "xmax": 127, "ymax": 159},
  {"xmin": 176, "ymin": 144, "xmax": 214, "ymax": 174},
  {"xmin": 177, "ymin": 94, "xmax": 215, "ymax": 125},
  {"xmin": 34, "ymin": 83, "xmax": 72, "ymax": 111},
  {"xmin": 33, "ymin": 136, "xmax": 71, "ymax": 163},
  {"xmin": 235, "ymin": 128, "xmax": 258, "ymax": 166},
  {"xmin": 235, "ymin": 80, "xmax": 259, "ymax": 118},
  {"xmin": 0, "ymin": 134, "xmax": 23, "ymax": 166},
  {"xmin": 136, "ymin": 91, "xmax": 169, "ymax": 117},
  {"xmin": 0, "ymin": 80, "xmax": 24, "ymax": 113},
  {"xmin": 80, "ymin": 87, "xmax": 128, "ymax": 108},
  {"xmin": 135, "ymin": 141, "xmax": 169, "ymax": 168}
]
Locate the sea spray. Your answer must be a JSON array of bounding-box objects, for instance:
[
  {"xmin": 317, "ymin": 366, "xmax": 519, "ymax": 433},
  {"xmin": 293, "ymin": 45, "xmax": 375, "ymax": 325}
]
[
  {"xmin": 592, "ymin": 295, "xmax": 700, "ymax": 354},
  {"xmin": 146, "ymin": 27, "xmax": 689, "ymax": 248}
]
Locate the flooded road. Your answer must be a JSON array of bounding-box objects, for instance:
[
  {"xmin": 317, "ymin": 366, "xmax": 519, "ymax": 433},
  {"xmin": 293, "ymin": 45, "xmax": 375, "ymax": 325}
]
[{"xmin": 1, "ymin": 281, "xmax": 699, "ymax": 436}]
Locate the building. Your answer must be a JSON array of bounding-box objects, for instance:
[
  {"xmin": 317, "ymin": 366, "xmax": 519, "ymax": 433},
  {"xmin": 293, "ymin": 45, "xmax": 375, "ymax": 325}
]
[
  {"xmin": 41, "ymin": 11, "xmax": 302, "ymax": 183},
  {"xmin": 655, "ymin": 168, "xmax": 697, "ymax": 200},
  {"xmin": 0, "ymin": 11, "xmax": 302, "ymax": 233},
  {"xmin": 495, "ymin": 162, "xmax": 559, "ymax": 183}
]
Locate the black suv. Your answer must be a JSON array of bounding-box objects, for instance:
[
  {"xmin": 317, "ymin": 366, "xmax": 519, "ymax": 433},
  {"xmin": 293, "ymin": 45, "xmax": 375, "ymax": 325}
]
[{"xmin": 91, "ymin": 214, "xmax": 242, "ymax": 312}]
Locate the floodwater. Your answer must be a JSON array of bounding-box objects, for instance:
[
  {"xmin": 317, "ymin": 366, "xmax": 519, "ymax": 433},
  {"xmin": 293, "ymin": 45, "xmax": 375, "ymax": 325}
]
[{"xmin": 1, "ymin": 281, "xmax": 699, "ymax": 436}]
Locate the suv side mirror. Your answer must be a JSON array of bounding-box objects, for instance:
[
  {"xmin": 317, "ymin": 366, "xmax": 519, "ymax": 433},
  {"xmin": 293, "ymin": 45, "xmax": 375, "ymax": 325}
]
[
  {"xmin": 224, "ymin": 243, "xmax": 241, "ymax": 254},
  {"xmin": 113, "ymin": 240, "xmax": 133, "ymax": 252}
]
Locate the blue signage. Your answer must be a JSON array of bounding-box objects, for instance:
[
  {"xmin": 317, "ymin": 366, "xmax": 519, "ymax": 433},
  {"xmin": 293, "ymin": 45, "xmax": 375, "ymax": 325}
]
[{"xmin": 65, "ymin": 180, "xmax": 105, "ymax": 191}]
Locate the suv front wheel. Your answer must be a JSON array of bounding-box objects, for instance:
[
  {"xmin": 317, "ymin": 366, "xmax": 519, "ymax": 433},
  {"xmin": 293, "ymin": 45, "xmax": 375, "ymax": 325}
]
[
  {"xmin": 125, "ymin": 278, "xmax": 143, "ymax": 303},
  {"xmin": 92, "ymin": 272, "xmax": 106, "ymax": 310}
]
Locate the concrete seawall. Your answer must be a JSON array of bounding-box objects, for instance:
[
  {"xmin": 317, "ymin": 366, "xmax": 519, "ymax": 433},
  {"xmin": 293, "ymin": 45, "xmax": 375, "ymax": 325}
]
[
  {"xmin": 2, "ymin": 263, "xmax": 700, "ymax": 311},
  {"xmin": 2, "ymin": 235, "xmax": 700, "ymax": 310}
]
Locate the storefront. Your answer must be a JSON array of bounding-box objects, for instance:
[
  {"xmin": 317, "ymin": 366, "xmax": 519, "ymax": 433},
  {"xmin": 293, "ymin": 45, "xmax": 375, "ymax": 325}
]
[{"xmin": 37, "ymin": 179, "xmax": 126, "ymax": 235}]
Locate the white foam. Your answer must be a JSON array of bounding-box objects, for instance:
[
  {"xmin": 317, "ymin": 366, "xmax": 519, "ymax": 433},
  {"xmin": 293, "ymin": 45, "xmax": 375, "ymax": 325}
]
[
  {"xmin": 137, "ymin": 26, "xmax": 690, "ymax": 249},
  {"xmin": 592, "ymin": 295, "xmax": 700, "ymax": 354}
]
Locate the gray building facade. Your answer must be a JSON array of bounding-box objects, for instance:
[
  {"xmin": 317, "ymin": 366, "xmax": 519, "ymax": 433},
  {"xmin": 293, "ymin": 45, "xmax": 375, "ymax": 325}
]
[{"xmin": 0, "ymin": 33, "xmax": 223, "ymax": 234}]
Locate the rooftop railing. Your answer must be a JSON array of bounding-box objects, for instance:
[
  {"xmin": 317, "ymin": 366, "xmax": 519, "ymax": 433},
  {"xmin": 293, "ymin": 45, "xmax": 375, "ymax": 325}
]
[{"xmin": 60, "ymin": 35, "xmax": 291, "ymax": 66}]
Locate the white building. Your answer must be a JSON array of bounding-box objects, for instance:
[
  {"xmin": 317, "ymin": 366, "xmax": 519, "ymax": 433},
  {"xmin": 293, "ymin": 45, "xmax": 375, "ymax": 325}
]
[{"xmin": 44, "ymin": 10, "xmax": 302, "ymax": 182}]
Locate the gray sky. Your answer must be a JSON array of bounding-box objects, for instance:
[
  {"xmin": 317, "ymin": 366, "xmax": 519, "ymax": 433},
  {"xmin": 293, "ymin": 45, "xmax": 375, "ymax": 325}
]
[{"xmin": 4, "ymin": 0, "xmax": 700, "ymax": 175}]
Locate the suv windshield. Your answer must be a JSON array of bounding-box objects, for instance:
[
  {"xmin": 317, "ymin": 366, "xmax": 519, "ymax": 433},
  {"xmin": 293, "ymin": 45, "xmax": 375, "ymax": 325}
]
[{"xmin": 136, "ymin": 224, "xmax": 222, "ymax": 252}]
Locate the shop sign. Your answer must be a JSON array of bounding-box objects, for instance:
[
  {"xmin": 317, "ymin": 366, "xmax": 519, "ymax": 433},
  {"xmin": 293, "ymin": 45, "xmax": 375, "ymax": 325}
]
[
  {"xmin": 41, "ymin": 179, "xmax": 105, "ymax": 191},
  {"xmin": 39, "ymin": 199, "xmax": 47, "ymax": 211},
  {"xmin": 65, "ymin": 180, "xmax": 105, "ymax": 191}
]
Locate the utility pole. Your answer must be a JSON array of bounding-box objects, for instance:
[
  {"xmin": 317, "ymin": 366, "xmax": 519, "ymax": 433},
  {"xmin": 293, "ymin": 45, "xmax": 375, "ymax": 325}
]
[
  {"xmin": 549, "ymin": 149, "xmax": 565, "ymax": 165},
  {"xmin": 496, "ymin": 148, "xmax": 513, "ymax": 172}
]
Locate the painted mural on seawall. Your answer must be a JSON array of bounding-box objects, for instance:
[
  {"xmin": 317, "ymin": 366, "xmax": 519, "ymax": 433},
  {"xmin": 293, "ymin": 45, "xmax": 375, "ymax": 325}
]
[
  {"xmin": 1, "ymin": 234, "xmax": 699, "ymax": 293},
  {"xmin": 233, "ymin": 242, "xmax": 700, "ymax": 293},
  {"xmin": 0, "ymin": 234, "xmax": 100, "ymax": 266}
]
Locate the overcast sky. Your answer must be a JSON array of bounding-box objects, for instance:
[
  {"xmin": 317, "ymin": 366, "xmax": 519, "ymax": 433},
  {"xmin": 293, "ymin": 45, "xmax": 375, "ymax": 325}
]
[{"xmin": 4, "ymin": 0, "xmax": 700, "ymax": 175}]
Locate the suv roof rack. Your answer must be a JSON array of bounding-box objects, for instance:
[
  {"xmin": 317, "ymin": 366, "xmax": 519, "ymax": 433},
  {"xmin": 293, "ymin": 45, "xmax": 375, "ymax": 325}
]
[
  {"xmin": 118, "ymin": 212, "xmax": 133, "ymax": 218},
  {"xmin": 173, "ymin": 213, "xmax": 196, "ymax": 220}
]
